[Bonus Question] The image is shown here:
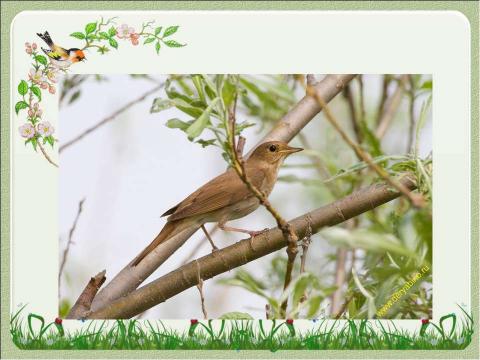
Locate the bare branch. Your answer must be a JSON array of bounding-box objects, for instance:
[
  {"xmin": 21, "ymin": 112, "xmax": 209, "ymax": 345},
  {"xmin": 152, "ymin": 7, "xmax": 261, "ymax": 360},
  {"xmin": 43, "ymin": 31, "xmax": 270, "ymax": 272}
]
[
  {"xmin": 59, "ymin": 198, "xmax": 85, "ymax": 295},
  {"xmin": 375, "ymin": 75, "xmax": 408, "ymax": 139},
  {"xmin": 87, "ymin": 176, "xmax": 416, "ymax": 319},
  {"xmin": 59, "ymin": 82, "xmax": 164, "ymax": 153}
]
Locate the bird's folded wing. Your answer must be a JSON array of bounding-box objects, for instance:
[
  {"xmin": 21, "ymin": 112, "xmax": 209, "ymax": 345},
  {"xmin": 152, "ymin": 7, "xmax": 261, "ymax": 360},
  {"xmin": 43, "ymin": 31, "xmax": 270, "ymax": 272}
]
[{"xmin": 165, "ymin": 168, "xmax": 265, "ymax": 221}]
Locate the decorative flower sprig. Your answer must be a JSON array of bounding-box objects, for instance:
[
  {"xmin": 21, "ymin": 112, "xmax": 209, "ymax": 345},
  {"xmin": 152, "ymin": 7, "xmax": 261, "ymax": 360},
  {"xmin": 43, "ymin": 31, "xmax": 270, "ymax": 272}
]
[
  {"xmin": 16, "ymin": 42, "xmax": 59, "ymax": 152},
  {"xmin": 70, "ymin": 17, "xmax": 186, "ymax": 55},
  {"xmin": 15, "ymin": 16, "xmax": 186, "ymax": 166}
]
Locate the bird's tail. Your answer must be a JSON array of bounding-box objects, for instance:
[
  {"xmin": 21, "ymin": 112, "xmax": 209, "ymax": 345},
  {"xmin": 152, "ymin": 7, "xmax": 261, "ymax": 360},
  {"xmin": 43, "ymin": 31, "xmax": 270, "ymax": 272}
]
[
  {"xmin": 131, "ymin": 220, "xmax": 197, "ymax": 266},
  {"xmin": 37, "ymin": 31, "xmax": 53, "ymax": 47}
]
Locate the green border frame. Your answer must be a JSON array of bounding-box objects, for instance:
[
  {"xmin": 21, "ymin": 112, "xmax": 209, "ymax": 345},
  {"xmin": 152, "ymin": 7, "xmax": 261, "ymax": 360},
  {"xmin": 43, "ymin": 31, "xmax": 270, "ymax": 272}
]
[{"xmin": 1, "ymin": 1, "xmax": 478, "ymax": 359}]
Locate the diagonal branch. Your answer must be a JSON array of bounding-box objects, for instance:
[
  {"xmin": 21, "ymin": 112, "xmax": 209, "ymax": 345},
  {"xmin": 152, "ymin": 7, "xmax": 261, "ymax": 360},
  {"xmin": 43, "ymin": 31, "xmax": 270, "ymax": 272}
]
[
  {"xmin": 88, "ymin": 74, "xmax": 357, "ymax": 312},
  {"xmin": 87, "ymin": 176, "xmax": 416, "ymax": 319}
]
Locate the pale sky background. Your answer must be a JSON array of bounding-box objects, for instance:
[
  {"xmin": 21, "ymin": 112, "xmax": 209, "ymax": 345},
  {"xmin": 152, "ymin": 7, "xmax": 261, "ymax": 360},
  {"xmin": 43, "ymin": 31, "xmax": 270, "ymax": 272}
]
[{"xmin": 59, "ymin": 74, "xmax": 432, "ymax": 319}]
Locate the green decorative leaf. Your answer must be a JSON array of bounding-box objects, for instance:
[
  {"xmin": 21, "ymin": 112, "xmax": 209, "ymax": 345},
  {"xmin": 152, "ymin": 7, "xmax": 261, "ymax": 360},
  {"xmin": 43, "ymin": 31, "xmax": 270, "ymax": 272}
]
[
  {"xmin": 108, "ymin": 26, "xmax": 117, "ymax": 37},
  {"xmin": 18, "ymin": 80, "xmax": 28, "ymax": 95},
  {"xmin": 85, "ymin": 22, "xmax": 97, "ymax": 34},
  {"xmin": 186, "ymin": 98, "xmax": 219, "ymax": 140},
  {"xmin": 31, "ymin": 85, "xmax": 41, "ymax": 101},
  {"xmin": 98, "ymin": 32, "xmax": 110, "ymax": 40},
  {"xmin": 30, "ymin": 137, "xmax": 38, "ymax": 151},
  {"xmin": 219, "ymin": 312, "xmax": 253, "ymax": 320},
  {"xmin": 439, "ymin": 313, "xmax": 457, "ymax": 338},
  {"xmin": 70, "ymin": 32, "xmax": 86, "ymax": 40},
  {"xmin": 68, "ymin": 90, "xmax": 81, "ymax": 104},
  {"xmin": 154, "ymin": 27, "xmax": 162, "ymax": 35},
  {"xmin": 109, "ymin": 38, "xmax": 118, "ymax": 49},
  {"xmin": 155, "ymin": 41, "xmax": 161, "ymax": 54},
  {"xmin": 163, "ymin": 40, "xmax": 185, "ymax": 48},
  {"xmin": 15, "ymin": 101, "xmax": 29, "ymax": 114},
  {"xmin": 143, "ymin": 37, "xmax": 155, "ymax": 45},
  {"xmin": 163, "ymin": 26, "xmax": 179, "ymax": 37},
  {"xmin": 34, "ymin": 55, "xmax": 48, "ymax": 66}
]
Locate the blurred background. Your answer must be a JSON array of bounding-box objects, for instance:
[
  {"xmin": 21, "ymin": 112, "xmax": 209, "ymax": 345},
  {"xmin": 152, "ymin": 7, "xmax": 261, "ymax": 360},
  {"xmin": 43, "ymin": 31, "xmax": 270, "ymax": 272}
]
[{"xmin": 59, "ymin": 74, "xmax": 432, "ymax": 319}]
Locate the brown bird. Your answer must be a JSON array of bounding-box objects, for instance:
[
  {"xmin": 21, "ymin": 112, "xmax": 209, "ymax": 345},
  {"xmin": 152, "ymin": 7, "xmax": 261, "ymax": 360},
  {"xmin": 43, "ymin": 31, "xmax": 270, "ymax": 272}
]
[{"xmin": 132, "ymin": 141, "xmax": 303, "ymax": 266}]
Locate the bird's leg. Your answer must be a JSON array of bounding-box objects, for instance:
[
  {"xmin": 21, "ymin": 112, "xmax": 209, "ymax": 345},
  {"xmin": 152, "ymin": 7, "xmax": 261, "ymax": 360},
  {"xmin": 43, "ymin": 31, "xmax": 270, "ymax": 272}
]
[
  {"xmin": 201, "ymin": 224, "xmax": 218, "ymax": 252},
  {"xmin": 218, "ymin": 221, "xmax": 268, "ymax": 238}
]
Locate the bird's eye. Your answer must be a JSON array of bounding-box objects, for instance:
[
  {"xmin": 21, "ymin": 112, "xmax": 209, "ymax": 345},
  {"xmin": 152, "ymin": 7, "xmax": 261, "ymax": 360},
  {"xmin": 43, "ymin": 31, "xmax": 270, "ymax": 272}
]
[{"xmin": 269, "ymin": 144, "xmax": 277, "ymax": 152}]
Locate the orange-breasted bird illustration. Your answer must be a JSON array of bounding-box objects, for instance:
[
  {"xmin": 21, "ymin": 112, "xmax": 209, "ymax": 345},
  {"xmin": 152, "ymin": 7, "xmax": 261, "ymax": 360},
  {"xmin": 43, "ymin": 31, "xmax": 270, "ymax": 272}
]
[{"xmin": 36, "ymin": 31, "xmax": 86, "ymax": 67}]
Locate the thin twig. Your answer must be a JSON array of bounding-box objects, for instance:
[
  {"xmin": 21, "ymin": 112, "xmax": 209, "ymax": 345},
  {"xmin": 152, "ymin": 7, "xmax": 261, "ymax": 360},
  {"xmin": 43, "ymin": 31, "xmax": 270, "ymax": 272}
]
[
  {"xmin": 59, "ymin": 82, "xmax": 164, "ymax": 153},
  {"xmin": 59, "ymin": 198, "xmax": 86, "ymax": 293},
  {"xmin": 227, "ymin": 100, "xmax": 299, "ymax": 317},
  {"xmin": 196, "ymin": 266, "xmax": 208, "ymax": 319},
  {"xmin": 37, "ymin": 140, "xmax": 59, "ymax": 167},
  {"xmin": 376, "ymin": 75, "xmax": 391, "ymax": 126},
  {"xmin": 375, "ymin": 75, "xmax": 408, "ymax": 139},
  {"xmin": 343, "ymin": 83, "xmax": 363, "ymax": 144},
  {"xmin": 357, "ymin": 76, "xmax": 366, "ymax": 125},
  {"xmin": 406, "ymin": 75, "xmax": 416, "ymax": 153},
  {"xmin": 306, "ymin": 85, "xmax": 425, "ymax": 208}
]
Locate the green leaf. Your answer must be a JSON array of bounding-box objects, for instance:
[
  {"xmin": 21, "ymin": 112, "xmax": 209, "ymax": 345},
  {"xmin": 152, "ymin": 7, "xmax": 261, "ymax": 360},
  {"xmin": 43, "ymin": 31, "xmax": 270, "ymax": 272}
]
[
  {"xmin": 306, "ymin": 295, "xmax": 323, "ymax": 318},
  {"xmin": 155, "ymin": 41, "xmax": 161, "ymax": 54},
  {"xmin": 166, "ymin": 118, "xmax": 193, "ymax": 131},
  {"xmin": 219, "ymin": 312, "xmax": 253, "ymax": 320},
  {"xmin": 85, "ymin": 22, "xmax": 97, "ymax": 34},
  {"xmin": 186, "ymin": 98, "xmax": 219, "ymax": 140},
  {"xmin": 108, "ymin": 26, "xmax": 117, "ymax": 37},
  {"xmin": 196, "ymin": 139, "xmax": 217, "ymax": 148},
  {"xmin": 34, "ymin": 55, "xmax": 48, "ymax": 66},
  {"xmin": 154, "ymin": 26, "xmax": 162, "ymax": 35},
  {"xmin": 163, "ymin": 39, "xmax": 185, "ymax": 48},
  {"xmin": 143, "ymin": 37, "xmax": 155, "ymax": 45},
  {"xmin": 150, "ymin": 98, "xmax": 174, "ymax": 113},
  {"xmin": 70, "ymin": 32, "xmax": 85, "ymax": 40},
  {"xmin": 15, "ymin": 101, "xmax": 29, "ymax": 114},
  {"xmin": 68, "ymin": 90, "xmax": 81, "ymax": 104},
  {"xmin": 98, "ymin": 32, "xmax": 110, "ymax": 40},
  {"xmin": 108, "ymin": 38, "xmax": 118, "ymax": 49},
  {"xmin": 439, "ymin": 313, "xmax": 457, "ymax": 338},
  {"xmin": 18, "ymin": 80, "xmax": 28, "ymax": 95},
  {"xmin": 30, "ymin": 137, "xmax": 38, "ymax": 151},
  {"xmin": 31, "ymin": 85, "xmax": 41, "ymax": 101},
  {"xmin": 163, "ymin": 26, "xmax": 179, "ymax": 37}
]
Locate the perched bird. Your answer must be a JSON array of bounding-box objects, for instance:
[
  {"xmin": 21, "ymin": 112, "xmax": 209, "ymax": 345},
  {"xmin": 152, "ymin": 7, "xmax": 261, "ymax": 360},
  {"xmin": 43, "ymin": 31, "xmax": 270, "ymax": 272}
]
[
  {"xmin": 36, "ymin": 31, "xmax": 86, "ymax": 67},
  {"xmin": 132, "ymin": 141, "xmax": 303, "ymax": 266}
]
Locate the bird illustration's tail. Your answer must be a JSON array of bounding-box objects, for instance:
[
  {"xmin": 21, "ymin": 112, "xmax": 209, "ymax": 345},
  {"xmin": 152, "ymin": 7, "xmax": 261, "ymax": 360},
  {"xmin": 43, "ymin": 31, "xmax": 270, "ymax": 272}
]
[
  {"xmin": 131, "ymin": 220, "xmax": 198, "ymax": 266},
  {"xmin": 37, "ymin": 31, "xmax": 53, "ymax": 47}
]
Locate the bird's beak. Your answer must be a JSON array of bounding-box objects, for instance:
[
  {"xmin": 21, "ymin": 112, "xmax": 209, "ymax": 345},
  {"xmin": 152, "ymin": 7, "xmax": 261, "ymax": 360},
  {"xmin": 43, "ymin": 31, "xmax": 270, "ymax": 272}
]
[{"xmin": 281, "ymin": 146, "xmax": 304, "ymax": 155}]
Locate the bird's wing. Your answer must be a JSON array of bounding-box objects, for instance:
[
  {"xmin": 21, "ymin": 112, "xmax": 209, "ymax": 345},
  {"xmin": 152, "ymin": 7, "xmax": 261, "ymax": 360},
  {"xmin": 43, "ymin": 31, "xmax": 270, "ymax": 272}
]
[
  {"xmin": 42, "ymin": 46, "xmax": 68, "ymax": 60},
  {"xmin": 164, "ymin": 168, "xmax": 266, "ymax": 221}
]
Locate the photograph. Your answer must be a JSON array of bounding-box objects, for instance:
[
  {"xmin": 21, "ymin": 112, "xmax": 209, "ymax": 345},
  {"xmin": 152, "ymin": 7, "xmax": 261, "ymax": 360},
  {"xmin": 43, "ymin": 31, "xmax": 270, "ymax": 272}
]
[{"xmin": 58, "ymin": 73, "xmax": 433, "ymax": 320}]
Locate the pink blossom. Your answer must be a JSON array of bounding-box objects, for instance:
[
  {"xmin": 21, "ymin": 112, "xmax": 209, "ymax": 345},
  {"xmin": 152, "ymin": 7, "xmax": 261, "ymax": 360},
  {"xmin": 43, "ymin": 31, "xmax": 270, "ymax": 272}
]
[
  {"xmin": 37, "ymin": 121, "xmax": 54, "ymax": 136},
  {"xmin": 40, "ymin": 82, "xmax": 48, "ymax": 89},
  {"xmin": 25, "ymin": 42, "xmax": 31, "ymax": 48},
  {"xmin": 46, "ymin": 69, "xmax": 58, "ymax": 83},
  {"xmin": 116, "ymin": 24, "xmax": 135, "ymax": 39},
  {"xmin": 19, "ymin": 123, "xmax": 35, "ymax": 139},
  {"xmin": 37, "ymin": 109, "xmax": 43, "ymax": 117},
  {"xmin": 48, "ymin": 85, "xmax": 56, "ymax": 94},
  {"xmin": 28, "ymin": 109, "xmax": 34, "ymax": 117},
  {"xmin": 32, "ymin": 43, "xmax": 37, "ymax": 50},
  {"xmin": 26, "ymin": 48, "xmax": 32, "ymax": 55}
]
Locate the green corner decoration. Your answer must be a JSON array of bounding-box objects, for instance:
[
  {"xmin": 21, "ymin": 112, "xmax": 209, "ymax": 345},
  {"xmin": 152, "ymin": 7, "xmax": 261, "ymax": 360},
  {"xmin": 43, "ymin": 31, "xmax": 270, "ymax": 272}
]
[
  {"xmin": 14, "ymin": 16, "xmax": 186, "ymax": 167},
  {"xmin": 10, "ymin": 305, "xmax": 474, "ymax": 351}
]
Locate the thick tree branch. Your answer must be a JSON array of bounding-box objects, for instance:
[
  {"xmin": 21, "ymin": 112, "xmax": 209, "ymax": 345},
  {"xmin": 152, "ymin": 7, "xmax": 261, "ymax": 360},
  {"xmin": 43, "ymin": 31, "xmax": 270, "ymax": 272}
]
[
  {"xmin": 89, "ymin": 74, "xmax": 357, "ymax": 311},
  {"xmin": 67, "ymin": 270, "xmax": 106, "ymax": 319},
  {"xmin": 87, "ymin": 176, "xmax": 416, "ymax": 319}
]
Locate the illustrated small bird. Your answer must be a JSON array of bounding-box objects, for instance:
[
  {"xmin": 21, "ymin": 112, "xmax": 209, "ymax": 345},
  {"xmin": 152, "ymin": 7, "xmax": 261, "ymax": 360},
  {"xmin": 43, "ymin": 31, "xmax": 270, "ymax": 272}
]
[
  {"xmin": 132, "ymin": 141, "xmax": 303, "ymax": 266},
  {"xmin": 36, "ymin": 31, "xmax": 86, "ymax": 67}
]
